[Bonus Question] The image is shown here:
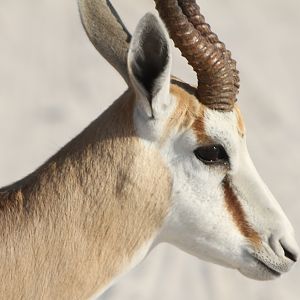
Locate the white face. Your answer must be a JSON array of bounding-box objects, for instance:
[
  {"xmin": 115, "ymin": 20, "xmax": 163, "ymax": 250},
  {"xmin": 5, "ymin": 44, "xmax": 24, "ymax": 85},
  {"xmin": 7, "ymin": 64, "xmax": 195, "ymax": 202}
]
[
  {"xmin": 155, "ymin": 100, "xmax": 299, "ymax": 280},
  {"xmin": 128, "ymin": 13, "xmax": 299, "ymax": 281}
]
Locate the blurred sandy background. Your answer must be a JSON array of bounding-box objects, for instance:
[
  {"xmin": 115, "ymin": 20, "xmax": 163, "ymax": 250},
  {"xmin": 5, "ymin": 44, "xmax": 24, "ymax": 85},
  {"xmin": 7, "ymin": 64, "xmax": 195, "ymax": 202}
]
[{"xmin": 0, "ymin": 0, "xmax": 299, "ymax": 299}]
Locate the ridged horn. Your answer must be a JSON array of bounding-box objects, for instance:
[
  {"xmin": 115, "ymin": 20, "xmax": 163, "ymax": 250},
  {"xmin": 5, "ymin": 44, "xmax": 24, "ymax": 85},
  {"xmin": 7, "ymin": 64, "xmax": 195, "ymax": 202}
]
[
  {"xmin": 78, "ymin": 0, "xmax": 131, "ymax": 86},
  {"xmin": 154, "ymin": 0, "xmax": 240, "ymax": 111}
]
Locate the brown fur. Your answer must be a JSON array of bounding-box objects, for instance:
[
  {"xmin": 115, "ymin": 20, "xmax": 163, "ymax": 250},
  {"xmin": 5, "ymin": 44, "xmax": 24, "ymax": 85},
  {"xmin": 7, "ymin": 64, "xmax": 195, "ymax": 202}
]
[
  {"xmin": 0, "ymin": 90, "xmax": 171, "ymax": 299},
  {"xmin": 168, "ymin": 80, "xmax": 245, "ymax": 143},
  {"xmin": 223, "ymin": 178, "xmax": 261, "ymax": 246},
  {"xmin": 161, "ymin": 83, "xmax": 209, "ymax": 145}
]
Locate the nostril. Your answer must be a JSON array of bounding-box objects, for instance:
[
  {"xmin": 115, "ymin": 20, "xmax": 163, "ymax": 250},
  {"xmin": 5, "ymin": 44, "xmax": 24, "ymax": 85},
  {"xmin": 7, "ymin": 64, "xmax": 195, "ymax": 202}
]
[
  {"xmin": 280, "ymin": 242, "xmax": 298, "ymax": 262},
  {"xmin": 283, "ymin": 248, "xmax": 297, "ymax": 262}
]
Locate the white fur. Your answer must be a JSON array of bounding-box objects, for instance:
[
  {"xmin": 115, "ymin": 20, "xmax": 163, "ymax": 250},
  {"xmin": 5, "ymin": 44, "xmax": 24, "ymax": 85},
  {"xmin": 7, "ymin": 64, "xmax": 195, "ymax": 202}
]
[{"xmin": 154, "ymin": 108, "xmax": 298, "ymax": 280}]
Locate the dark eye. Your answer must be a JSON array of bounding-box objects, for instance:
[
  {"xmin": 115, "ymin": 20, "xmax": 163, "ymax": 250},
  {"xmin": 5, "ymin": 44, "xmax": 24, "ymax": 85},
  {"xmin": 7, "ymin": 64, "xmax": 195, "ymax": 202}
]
[{"xmin": 193, "ymin": 144, "xmax": 229, "ymax": 165}]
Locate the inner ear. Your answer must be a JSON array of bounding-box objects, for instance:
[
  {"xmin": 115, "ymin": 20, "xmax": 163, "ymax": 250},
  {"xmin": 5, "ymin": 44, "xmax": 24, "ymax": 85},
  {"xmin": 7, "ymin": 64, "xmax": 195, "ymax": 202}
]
[
  {"xmin": 129, "ymin": 14, "xmax": 170, "ymax": 100},
  {"xmin": 131, "ymin": 28, "xmax": 169, "ymax": 98}
]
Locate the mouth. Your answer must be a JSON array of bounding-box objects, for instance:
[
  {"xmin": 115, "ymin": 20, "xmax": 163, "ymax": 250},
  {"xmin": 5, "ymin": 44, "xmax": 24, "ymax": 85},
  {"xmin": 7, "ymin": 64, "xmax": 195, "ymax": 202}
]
[{"xmin": 252, "ymin": 256, "xmax": 281, "ymax": 277}]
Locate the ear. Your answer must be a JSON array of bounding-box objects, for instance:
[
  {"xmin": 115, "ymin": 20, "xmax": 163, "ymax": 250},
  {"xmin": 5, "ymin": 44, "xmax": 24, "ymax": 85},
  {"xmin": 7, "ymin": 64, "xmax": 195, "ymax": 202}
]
[
  {"xmin": 128, "ymin": 13, "xmax": 172, "ymax": 119},
  {"xmin": 78, "ymin": 0, "xmax": 131, "ymax": 85}
]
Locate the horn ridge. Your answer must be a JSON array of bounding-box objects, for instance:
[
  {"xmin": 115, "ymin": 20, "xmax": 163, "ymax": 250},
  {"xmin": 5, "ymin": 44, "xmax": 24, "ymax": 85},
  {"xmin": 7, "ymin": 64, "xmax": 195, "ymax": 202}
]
[{"xmin": 154, "ymin": 0, "xmax": 240, "ymax": 111}]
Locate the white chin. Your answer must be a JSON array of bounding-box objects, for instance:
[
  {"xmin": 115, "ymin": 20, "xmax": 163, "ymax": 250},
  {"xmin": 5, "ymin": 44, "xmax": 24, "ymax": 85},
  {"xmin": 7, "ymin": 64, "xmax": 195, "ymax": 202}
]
[{"xmin": 239, "ymin": 267, "xmax": 281, "ymax": 281}]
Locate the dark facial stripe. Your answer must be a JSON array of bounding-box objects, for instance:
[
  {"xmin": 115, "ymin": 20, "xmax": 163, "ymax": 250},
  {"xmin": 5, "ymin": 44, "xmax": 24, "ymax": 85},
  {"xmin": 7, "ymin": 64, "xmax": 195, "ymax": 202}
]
[{"xmin": 223, "ymin": 177, "xmax": 261, "ymax": 246}]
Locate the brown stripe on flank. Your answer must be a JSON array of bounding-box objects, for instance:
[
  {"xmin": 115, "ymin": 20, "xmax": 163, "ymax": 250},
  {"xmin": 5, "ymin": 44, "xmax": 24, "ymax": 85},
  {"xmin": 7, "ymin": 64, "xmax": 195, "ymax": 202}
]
[{"xmin": 223, "ymin": 178, "xmax": 261, "ymax": 246}]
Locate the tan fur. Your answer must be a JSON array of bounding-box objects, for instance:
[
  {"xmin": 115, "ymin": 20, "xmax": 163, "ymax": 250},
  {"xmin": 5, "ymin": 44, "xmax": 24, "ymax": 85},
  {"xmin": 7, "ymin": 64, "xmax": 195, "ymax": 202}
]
[
  {"xmin": 234, "ymin": 105, "xmax": 246, "ymax": 137},
  {"xmin": 161, "ymin": 83, "xmax": 209, "ymax": 145},
  {"xmin": 78, "ymin": 0, "xmax": 131, "ymax": 85},
  {"xmin": 0, "ymin": 90, "xmax": 171, "ymax": 299},
  {"xmin": 164, "ymin": 81, "xmax": 245, "ymax": 143}
]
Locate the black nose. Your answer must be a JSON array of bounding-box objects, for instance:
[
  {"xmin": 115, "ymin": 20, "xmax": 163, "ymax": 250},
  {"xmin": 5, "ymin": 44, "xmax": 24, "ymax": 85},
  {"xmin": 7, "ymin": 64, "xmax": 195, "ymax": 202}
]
[{"xmin": 280, "ymin": 242, "xmax": 298, "ymax": 262}]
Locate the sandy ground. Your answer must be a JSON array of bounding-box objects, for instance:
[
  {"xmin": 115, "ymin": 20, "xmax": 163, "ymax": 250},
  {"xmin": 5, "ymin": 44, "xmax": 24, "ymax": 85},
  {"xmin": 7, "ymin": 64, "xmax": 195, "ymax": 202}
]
[{"xmin": 0, "ymin": 0, "xmax": 300, "ymax": 299}]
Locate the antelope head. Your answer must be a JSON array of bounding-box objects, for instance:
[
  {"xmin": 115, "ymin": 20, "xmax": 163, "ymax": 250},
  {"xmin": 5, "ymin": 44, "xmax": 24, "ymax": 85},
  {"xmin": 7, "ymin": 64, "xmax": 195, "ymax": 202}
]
[{"xmin": 79, "ymin": 0, "xmax": 298, "ymax": 281}]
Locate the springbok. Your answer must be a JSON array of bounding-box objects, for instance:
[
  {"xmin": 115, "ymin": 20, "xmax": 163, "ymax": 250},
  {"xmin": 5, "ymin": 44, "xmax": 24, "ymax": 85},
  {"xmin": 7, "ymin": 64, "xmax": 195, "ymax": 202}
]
[{"xmin": 0, "ymin": 0, "xmax": 298, "ymax": 299}]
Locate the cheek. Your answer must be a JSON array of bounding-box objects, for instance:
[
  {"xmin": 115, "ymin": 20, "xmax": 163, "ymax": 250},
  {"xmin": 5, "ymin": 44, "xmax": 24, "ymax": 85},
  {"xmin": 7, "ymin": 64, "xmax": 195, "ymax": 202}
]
[
  {"xmin": 172, "ymin": 163, "xmax": 227, "ymax": 232},
  {"xmin": 170, "ymin": 178, "xmax": 245, "ymax": 260},
  {"xmin": 179, "ymin": 156, "xmax": 226, "ymax": 189}
]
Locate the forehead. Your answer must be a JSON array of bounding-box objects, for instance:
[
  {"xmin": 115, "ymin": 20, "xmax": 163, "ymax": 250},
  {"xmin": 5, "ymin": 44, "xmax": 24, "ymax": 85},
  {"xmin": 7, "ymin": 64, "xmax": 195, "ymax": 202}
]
[{"xmin": 168, "ymin": 81, "xmax": 245, "ymax": 143}]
